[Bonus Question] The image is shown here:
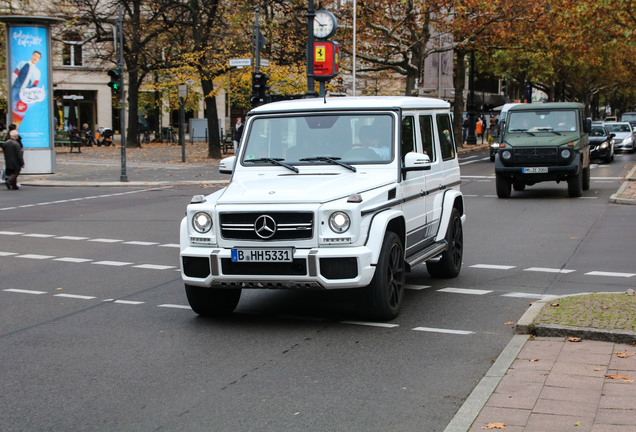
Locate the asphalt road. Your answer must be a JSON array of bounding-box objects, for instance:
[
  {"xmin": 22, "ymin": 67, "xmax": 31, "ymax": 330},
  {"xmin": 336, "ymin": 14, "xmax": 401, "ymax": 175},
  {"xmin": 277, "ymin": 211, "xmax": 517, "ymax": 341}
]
[{"xmin": 1, "ymin": 148, "xmax": 634, "ymax": 431}]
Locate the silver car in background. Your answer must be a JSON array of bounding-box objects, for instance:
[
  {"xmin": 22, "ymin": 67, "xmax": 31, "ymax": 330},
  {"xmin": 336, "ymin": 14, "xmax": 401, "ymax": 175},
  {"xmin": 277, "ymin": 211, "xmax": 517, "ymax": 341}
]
[{"xmin": 604, "ymin": 122, "xmax": 634, "ymax": 152}]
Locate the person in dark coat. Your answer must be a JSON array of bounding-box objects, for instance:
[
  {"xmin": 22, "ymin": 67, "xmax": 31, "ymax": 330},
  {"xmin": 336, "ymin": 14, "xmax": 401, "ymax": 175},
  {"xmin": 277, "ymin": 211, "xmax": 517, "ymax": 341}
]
[
  {"xmin": 232, "ymin": 117, "xmax": 244, "ymax": 154},
  {"xmin": 3, "ymin": 130, "xmax": 25, "ymax": 190}
]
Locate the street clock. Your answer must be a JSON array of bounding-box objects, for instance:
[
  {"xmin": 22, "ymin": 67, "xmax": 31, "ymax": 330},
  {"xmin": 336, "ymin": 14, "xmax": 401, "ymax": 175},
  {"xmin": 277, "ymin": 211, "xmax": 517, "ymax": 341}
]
[{"xmin": 313, "ymin": 10, "xmax": 337, "ymax": 39}]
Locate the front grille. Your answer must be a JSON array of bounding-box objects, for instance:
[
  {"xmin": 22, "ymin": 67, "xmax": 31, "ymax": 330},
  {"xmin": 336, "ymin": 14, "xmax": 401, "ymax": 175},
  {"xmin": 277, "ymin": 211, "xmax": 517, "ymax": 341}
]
[
  {"xmin": 221, "ymin": 258, "xmax": 307, "ymax": 276},
  {"xmin": 513, "ymin": 147, "xmax": 557, "ymax": 166},
  {"xmin": 220, "ymin": 212, "xmax": 314, "ymax": 241}
]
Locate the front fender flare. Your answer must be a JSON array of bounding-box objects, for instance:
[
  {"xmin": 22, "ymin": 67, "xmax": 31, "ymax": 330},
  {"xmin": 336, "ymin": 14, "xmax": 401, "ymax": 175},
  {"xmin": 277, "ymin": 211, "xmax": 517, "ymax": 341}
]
[
  {"xmin": 365, "ymin": 209, "xmax": 404, "ymax": 264},
  {"xmin": 435, "ymin": 190, "xmax": 465, "ymax": 242}
]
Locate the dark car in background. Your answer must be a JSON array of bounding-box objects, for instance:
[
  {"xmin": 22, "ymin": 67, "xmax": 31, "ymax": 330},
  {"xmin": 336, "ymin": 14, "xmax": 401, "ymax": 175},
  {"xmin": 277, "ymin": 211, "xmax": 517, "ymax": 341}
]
[{"xmin": 589, "ymin": 123, "xmax": 614, "ymax": 163}]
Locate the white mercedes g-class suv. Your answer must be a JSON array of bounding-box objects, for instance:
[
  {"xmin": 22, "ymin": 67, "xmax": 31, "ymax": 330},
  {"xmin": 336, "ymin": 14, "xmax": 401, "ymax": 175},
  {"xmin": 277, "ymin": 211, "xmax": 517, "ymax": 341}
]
[{"xmin": 180, "ymin": 96, "xmax": 465, "ymax": 320}]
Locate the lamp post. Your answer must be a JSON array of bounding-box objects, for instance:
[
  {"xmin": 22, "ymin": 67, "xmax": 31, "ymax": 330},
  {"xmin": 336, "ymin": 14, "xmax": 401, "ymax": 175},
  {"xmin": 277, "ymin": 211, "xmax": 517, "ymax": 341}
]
[
  {"xmin": 178, "ymin": 84, "xmax": 188, "ymax": 162},
  {"xmin": 466, "ymin": 50, "xmax": 477, "ymax": 145}
]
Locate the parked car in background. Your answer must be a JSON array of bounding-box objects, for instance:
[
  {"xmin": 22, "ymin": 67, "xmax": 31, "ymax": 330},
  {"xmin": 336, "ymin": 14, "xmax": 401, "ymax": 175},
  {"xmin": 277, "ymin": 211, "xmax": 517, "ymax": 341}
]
[
  {"xmin": 589, "ymin": 123, "xmax": 614, "ymax": 163},
  {"xmin": 604, "ymin": 122, "xmax": 635, "ymax": 153},
  {"xmin": 620, "ymin": 112, "xmax": 636, "ymax": 131},
  {"xmin": 604, "ymin": 116, "xmax": 617, "ymax": 122}
]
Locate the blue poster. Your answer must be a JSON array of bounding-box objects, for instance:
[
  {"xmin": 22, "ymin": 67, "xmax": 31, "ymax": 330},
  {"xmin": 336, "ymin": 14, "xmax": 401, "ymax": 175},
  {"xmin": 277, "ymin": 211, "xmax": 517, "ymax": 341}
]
[{"xmin": 9, "ymin": 26, "xmax": 50, "ymax": 148}]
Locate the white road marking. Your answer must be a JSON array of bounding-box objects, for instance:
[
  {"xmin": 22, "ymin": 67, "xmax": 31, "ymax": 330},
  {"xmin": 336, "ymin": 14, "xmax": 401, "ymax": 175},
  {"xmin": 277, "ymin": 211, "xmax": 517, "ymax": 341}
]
[
  {"xmin": 17, "ymin": 254, "xmax": 55, "ymax": 260},
  {"xmin": 585, "ymin": 271, "xmax": 635, "ymax": 278},
  {"xmin": 501, "ymin": 292, "xmax": 558, "ymax": 300},
  {"xmin": 470, "ymin": 264, "xmax": 516, "ymax": 270},
  {"xmin": 412, "ymin": 327, "xmax": 474, "ymax": 335},
  {"xmin": 92, "ymin": 260, "xmax": 133, "ymax": 266},
  {"xmin": 158, "ymin": 304, "xmax": 191, "ymax": 310},
  {"xmin": 54, "ymin": 293, "xmax": 97, "ymax": 300},
  {"xmin": 4, "ymin": 289, "xmax": 47, "ymax": 295},
  {"xmin": 0, "ymin": 231, "xmax": 23, "ymax": 235},
  {"xmin": 56, "ymin": 236, "xmax": 89, "ymax": 241},
  {"xmin": 133, "ymin": 264, "xmax": 176, "ymax": 270},
  {"xmin": 0, "ymin": 252, "xmax": 18, "ymax": 256},
  {"xmin": 405, "ymin": 284, "xmax": 431, "ymax": 290},
  {"xmin": 54, "ymin": 257, "xmax": 93, "ymax": 263},
  {"xmin": 89, "ymin": 238, "xmax": 123, "ymax": 243},
  {"xmin": 23, "ymin": 233, "xmax": 56, "ymax": 238},
  {"xmin": 159, "ymin": 244, "xmax": 180, "ymax": 248},
  {"xmin": 113, "ymin": 300, "xmax": 145, "ymax": 305},
  {"xmin": 341, "ymin": 321, "xmax": 399, "ymax": 328},
  {"xmin": 438, "ymin": 287, "xmax": 493, "ymax": 295},
  {"xmin": 124, "ymin": 241, "xmax": 159, "ymax": 246},
  {"xmin": 524, "ymin": 267, "xmax": 575, "ymax": 274}
]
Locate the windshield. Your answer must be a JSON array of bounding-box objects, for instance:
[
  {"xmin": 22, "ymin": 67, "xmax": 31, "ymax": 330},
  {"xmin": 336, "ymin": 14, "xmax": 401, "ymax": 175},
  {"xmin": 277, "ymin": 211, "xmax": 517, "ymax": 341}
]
[
  {"xmin": 605, "ymin": 123, "xmax": 632, "ymax": 133},
  {"xmin": 621, "ymin": 114, "xmax": 636, "ymax": 122},
  {"xmin": 241, "ymin": 113, "xmax": 394, "ymax": 165},
  {"xmin": 507, "ymin": 110, "xmax": 578, "ymax": 133},
  {"xmin": 590, "ymin": 126, "xmax": 607, "ymax": 137}
]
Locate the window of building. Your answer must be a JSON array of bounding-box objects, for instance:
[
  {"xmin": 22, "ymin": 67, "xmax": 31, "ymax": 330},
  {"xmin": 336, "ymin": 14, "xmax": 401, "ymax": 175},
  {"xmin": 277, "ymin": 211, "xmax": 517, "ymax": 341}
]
[{"xmin": 62, "ymin": 32, "xmax": 83, "ymax": 66}]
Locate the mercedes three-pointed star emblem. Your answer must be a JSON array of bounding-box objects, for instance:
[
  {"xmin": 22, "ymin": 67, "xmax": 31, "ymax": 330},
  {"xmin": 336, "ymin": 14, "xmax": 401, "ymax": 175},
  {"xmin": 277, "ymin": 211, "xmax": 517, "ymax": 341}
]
[{"xmin": 254, "ymin": 215, "xmax": 277, "ymax": 239}]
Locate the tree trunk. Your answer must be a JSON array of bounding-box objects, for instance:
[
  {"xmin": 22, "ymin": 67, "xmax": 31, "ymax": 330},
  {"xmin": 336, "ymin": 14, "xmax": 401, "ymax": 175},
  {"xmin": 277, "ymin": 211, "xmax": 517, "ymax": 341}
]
[
  {"xmin": 126, "ymin": 67, "xmax": 140, "ymax": 148},
  {"xmin": 201, "ymin": 77, "xmax": 221, "ymax": 159},
  {"xmin": 453, "ymin": 49, "xmax": 466, "ymax": 147}
]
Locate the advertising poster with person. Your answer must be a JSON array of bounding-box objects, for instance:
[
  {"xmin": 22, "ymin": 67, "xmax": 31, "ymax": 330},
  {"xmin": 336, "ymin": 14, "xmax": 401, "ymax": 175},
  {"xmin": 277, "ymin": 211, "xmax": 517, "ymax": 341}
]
[{"xmin": 9, "ymin": 25, "xmax": 50, "ymax": 148}]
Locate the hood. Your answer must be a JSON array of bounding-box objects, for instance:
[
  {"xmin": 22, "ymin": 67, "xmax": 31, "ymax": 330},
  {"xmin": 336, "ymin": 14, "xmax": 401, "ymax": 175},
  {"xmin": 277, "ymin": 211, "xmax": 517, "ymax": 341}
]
[
  {"xmin": 589, "ymin": 136, "xmax": 609, "ymax": 144},
  {"xmin": 505, "ymin": 132, "xmax": 581, "ymax": 147},
  {"xmin": 217, "ymin": 172, "xmax": 393, "ymax": 205}
]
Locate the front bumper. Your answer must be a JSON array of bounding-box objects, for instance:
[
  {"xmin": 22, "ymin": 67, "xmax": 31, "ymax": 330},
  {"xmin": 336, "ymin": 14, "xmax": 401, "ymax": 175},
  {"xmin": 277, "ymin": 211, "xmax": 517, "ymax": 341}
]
[
  {"xmin": 495, "ymin": 153, "xmax": 580, "ymax": 181},
  {"xmin": 590, "ymin": 144, "xmax": 610, "ymax": 160},
  {"xmin": 180, "ymin": 245, "xmax": 376, "ymax": 290}
]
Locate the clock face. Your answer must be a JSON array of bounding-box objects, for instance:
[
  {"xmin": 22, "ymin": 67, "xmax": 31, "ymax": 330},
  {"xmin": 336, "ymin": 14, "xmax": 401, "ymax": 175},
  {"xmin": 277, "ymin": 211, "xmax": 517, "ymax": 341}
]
[{"xmin": 314, "ymin": 10, "xmax": 337, "ymax": 39}]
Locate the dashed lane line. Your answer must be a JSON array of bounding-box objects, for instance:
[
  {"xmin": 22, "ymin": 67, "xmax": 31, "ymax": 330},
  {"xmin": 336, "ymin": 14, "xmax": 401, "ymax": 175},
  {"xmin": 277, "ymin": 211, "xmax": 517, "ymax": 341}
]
[
  {"xmin": 438, "ymin": 287, "xmax": 493, "ymax": 295},
  {"xmin": 412, "ymin": 327, "xmax": 474, "ymax": 335},
  {"xmin": 585, "ymin": 271, "xmax": 636, "ymax": 278},
  {"xmin": 0, "ymin": 231, "xmax": 177, "ymax": 249},
  {"xmin": 4, "ymin": 289, "xmax": 47, "ymax": 295},
  {"xmin": 470, "ymin": 264, "xmax": 516, "ymax": 270},
  {"xmin": 524, "ymin": 267, "xmax": 576, "ymax": 274}
]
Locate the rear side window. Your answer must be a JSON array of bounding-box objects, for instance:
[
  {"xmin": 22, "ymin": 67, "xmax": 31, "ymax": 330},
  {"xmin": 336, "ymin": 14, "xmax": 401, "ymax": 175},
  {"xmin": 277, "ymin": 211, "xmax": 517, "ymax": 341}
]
[
  {"xmin": 436, "ymin": 114, "xmax": 456, "ymax": 160},
  {"xmin": 419, "ymin": 115, "xmax": 436, "ymax": 162}
]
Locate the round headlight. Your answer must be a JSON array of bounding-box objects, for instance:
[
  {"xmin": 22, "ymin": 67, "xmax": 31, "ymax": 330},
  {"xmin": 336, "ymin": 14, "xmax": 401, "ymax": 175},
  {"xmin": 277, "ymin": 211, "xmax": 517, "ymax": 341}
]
[
  {"xmin": 502, "ymin": 150, "xmax": 512, "ymax": 160},
  {"xmin": 600, "ymin": 142, "xmax": 609, "ymax": 149},
  {"xmin": 328, "ymin": 211, "xmax": 350, "ymax": 233},
  {"xmin": 560, "ymin": 149, "xmax": 571, "ymax": 159},
  {"xmin": 192, "ymin": 212, "xmax": 212, "ymax": 233}
]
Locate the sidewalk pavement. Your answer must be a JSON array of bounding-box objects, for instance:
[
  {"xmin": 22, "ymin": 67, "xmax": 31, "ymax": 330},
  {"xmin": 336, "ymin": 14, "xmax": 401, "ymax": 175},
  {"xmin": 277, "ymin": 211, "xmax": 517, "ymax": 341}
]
[{"xmin": 13, "ymin": 143, "xmax": 636, "ymax": 432}]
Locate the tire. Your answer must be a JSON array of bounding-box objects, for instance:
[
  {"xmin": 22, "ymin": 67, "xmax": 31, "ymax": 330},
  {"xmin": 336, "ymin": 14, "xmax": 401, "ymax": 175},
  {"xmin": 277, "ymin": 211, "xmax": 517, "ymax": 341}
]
[
  {"xmin": 360, "ymin": 231, "xmax": 405, "ymax": 321},
  {"xmin": 426, "ymin": 208, "xmax": 463, "ymax": 278},
  {"xmin": 496, "ymin": 173, "xmax": 511, "ymax": 198},
  {"xmin": 185, "ymin": 284, "xmax": 241, "ymax": 317},
  {"xmin": 582, "ymin": 166, "xmax": 590, "ymax": 191},
  {"xmin": 568, "ymin": 170, "xmax": 583, "ymax": 197}
]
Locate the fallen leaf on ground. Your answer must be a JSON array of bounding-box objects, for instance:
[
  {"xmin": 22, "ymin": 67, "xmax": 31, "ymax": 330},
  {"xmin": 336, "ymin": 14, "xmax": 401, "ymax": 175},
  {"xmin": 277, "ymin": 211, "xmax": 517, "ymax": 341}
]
[
  {"xmin": 504, "ymin": 321, "xmax": 514, "ymax": 325},
  {"xmin": 529, "ymin": 358, "xmax": 539, "ymax": 362},
  {"xmin": 605, "ymin": 374, "xmax": 630, "ymax": 380},
  {"xmin": 482, "ymin": 423, "xmax": 506, "ymax": 430},
  {"xmin": 615, "ymin": 351, "xmax": 634, "ymax": 358},
  {"xmin": 567, "ymin": 337, "xmax": 582, "ymax": 342}
]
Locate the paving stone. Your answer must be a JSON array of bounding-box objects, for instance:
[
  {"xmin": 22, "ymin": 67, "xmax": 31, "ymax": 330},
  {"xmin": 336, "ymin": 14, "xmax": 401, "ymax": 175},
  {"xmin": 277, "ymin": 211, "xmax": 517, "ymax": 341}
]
[
  {"xmin": 533, "ymin": 397, "xmax": 598, "ymax": 418},
  {"xmin": 595, "ymin": 408, "xmax": 636, "ymax": 426},
  {"xmin": 602, "ymin": 381, "xmax": 636, "ymax": 397},
  {"xmin": 545, "ymin": 373, "xmax": 605, "ymax": 391},
  {"xmin": 525, "ymin": 413, "xmax": 593, "ymax": 432},
  {"xmin": 470, "ymin": 406, "xmax": 531, "ymax": 428},
  {"xmin": 487, "ymin": 381, "xmax": 543, "ymax": 410},
  {"xmin": 591, "ymin": 425, "xmax": 636, "ymax": 431},
  {"xmin": 540, "ymin": 385, "xmax": 602, "ymax": 405},
  {"xmin": 599, "ymin": 395, "xmax": 636, "ymax": 409},
  {"xmin": 560, "ymin": 340, "xmax": 615, "ymax": 356}
]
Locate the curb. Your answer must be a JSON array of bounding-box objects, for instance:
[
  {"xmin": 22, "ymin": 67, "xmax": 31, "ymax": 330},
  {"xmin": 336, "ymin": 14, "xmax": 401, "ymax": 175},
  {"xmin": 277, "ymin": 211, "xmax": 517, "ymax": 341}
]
[{"xmin": 609, "ymin": 164, "xmax": 636, "ymax": 204}]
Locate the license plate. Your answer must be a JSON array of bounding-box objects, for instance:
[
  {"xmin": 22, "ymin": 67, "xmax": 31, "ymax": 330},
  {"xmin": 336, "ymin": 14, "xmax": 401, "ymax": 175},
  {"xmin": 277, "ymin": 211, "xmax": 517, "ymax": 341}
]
[
  {"xmin": 231, "ymin": 248, "xmax": 293, "ymax": 262},
  {"xmin": 522, "ymin": 167, "xmax": 548, "ymax": 174}
]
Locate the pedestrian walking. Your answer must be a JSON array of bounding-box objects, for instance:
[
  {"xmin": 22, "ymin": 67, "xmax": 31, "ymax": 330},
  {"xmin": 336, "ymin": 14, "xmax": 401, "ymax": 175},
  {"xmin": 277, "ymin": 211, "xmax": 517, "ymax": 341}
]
[
  {"xmin": 233, "ymin": 117, "xmax": 244, "ymax": 154},
  {"xmin": 476, "ymin": 117, "xmax": 484, "ymax": 144},
  {"xmin": 462, "ymin": 115, "xmax": 469, "ymax": 144},
  {"xmin": 3, "ymin": 130, "xmax": 25, "ymax": 190}
]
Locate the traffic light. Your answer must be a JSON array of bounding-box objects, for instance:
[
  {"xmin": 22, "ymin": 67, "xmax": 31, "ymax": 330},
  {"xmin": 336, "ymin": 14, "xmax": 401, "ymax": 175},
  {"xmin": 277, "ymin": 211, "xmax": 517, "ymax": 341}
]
[
  {"xmin": 108, "ymin": 68, "xmax": 122, "ymax": 93},
  {"xmin": 251, "ymin": 71, "xmax": 270, "ymax": 107}
]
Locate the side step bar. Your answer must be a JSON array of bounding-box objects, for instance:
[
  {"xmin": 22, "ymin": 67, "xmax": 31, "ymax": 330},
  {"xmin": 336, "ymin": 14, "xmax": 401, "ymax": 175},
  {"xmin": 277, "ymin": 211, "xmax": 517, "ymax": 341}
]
[{"xmin": 405, "ymin": 240, "xmax": 448, "ymax": 270}]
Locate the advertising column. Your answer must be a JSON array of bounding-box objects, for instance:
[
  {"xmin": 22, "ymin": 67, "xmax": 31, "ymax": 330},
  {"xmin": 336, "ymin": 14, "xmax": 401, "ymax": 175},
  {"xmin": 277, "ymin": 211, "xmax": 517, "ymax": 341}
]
[{"xmin": 1, "ymin": 16, "xmax": 64, "ymax": 174}]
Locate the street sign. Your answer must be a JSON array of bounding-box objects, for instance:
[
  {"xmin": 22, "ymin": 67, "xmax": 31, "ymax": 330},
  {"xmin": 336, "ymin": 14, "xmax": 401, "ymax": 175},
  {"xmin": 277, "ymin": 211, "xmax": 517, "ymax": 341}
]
[
  {"xmin": 229, "ymin": 58, "xmax": 270, "ymax": 68},
  {"xmin": 229, "ymin": 58, "xmax": 251, "ymax": 67}
]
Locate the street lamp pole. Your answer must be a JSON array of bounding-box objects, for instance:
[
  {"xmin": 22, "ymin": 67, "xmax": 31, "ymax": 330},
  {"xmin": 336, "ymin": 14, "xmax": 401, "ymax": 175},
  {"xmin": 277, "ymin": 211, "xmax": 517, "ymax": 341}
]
[
  {"xmin": 466, "ymin": 50, "xmax": 477, "ymax": 145},
  {"xmin": 118, "ymin": 6, "xmax": 127, "ymax": 181},
  {"xmin": 306, "ymin": 0, "xmax": 317, "ymax": 97}
]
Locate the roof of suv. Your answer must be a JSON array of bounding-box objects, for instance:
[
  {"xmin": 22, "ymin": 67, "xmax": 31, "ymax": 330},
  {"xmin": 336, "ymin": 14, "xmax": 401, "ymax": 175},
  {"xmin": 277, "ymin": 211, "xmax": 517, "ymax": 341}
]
[
  {"xmin": 508, "ymin": 102, "xmax": 585, "ymax": 111},
  {"xmin": 249, "ymin": 96, "xmax": 450, "ymax": 114}
]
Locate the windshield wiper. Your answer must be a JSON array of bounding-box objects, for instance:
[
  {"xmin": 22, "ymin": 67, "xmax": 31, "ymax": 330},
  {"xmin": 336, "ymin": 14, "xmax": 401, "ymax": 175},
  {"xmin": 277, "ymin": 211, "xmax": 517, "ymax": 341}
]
[
  {"xmin": 510, "ymin": 129, "xmax": 535, "ymax": 136},
  {"xmin": 535, "ymin": 127, "xmax": 562, "ymax": 135},
  {"xmin": 245, "ymin": 158, "xmax": 299, "ymax": 173},
  {"xmin": 299, "ymin": 156, "xmax": 357, "ymax": 172}
]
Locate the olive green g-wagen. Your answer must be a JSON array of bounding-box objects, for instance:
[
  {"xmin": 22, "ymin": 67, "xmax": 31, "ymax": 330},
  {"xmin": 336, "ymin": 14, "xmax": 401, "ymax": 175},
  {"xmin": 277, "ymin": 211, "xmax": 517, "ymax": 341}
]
[{"xmin": 494, "ymin": 102, "xmax": 591, "ymax": 198}]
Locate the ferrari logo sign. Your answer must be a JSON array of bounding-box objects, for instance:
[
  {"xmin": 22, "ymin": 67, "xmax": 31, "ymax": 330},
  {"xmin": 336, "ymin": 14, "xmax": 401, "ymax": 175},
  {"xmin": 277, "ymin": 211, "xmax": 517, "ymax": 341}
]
[{"xmin": 313, "ymin": 41, "xmax": 339, "ymax": 82}]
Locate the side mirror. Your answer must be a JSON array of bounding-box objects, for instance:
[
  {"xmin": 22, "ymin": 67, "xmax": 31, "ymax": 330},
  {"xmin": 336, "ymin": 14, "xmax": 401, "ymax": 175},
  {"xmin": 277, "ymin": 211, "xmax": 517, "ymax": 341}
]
[
  {"xmin": 219, "ymin": 155, "xmax": 236, "ymax": 175},
  {"xmin": 402, "ymin": 152, "xmax": 432, "ymax": 179},
  {"xmin": 498, "ymin": 120, "xmax": 506, "ymax": 143},
  {"xmin": 584, "ymin": 118, "xmax": 592, "ymax": 134}
]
